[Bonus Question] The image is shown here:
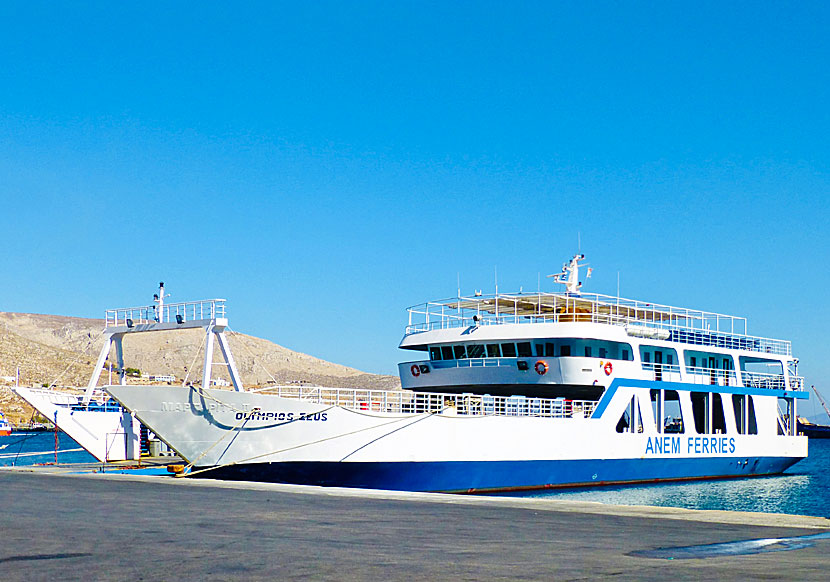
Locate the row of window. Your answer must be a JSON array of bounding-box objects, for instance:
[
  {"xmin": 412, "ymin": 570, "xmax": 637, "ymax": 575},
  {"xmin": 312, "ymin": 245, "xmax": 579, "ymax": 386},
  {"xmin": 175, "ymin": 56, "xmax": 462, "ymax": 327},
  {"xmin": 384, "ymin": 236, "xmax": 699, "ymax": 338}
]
[
  {"xmin": 429, "ymin": 339, "xmax": 633, "ymax": 362},
  {"xmin": 640, "ymin": 347, "xmax": 737, "ymax": 371},
  {"xmin": 427, "ymin": 339, "xmax": 784, "ymax": 373}
]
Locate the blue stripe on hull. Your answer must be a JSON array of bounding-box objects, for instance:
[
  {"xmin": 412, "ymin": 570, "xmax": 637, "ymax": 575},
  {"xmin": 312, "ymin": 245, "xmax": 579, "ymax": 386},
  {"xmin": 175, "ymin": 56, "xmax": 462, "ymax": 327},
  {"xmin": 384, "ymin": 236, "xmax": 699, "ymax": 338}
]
[{"xmin": 194, "ymin": 456, "xmax": 803, "ymax": 493}]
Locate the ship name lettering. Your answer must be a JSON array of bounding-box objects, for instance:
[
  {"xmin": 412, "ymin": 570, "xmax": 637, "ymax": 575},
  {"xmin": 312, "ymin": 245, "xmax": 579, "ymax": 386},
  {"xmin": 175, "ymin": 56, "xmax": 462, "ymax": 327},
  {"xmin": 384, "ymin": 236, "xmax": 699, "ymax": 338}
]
[
  {"xmin": 644, "ymin": 436, "xmax": 736, "ymax": 455},
  {"xmin": 686, "ymin": 436, "xmax": 735, "ymax": 455},
  {"xmin": 644, "ymin": 436, "xmax": 681, "ymax": 455},
  {"xmin": 234, "ymin": 411, "xmax": 328, "ymax": 422}
]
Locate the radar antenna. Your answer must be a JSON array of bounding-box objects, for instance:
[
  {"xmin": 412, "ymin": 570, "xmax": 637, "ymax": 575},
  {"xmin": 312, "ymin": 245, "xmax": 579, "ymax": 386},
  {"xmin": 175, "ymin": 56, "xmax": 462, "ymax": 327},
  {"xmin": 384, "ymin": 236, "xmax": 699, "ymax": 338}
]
[{"xmin": 547, "ymin": 254, "xmax": 591, "ymax": 295}]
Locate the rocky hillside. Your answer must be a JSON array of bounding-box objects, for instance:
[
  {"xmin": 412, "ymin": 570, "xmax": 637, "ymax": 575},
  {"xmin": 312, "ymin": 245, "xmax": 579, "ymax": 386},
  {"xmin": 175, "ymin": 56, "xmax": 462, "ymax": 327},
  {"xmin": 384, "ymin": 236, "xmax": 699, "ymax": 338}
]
[{"xmin": 0, "ymin": 312, "xmax": 400, "ymax": 426}]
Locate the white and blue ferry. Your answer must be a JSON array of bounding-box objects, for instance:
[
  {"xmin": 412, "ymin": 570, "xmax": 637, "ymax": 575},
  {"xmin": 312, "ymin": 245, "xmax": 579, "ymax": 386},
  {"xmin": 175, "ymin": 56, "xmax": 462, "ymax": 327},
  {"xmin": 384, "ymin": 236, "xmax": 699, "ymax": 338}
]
[{"xmin": 107, "ymin": 255, "xmax": 808, "ymax": 492}]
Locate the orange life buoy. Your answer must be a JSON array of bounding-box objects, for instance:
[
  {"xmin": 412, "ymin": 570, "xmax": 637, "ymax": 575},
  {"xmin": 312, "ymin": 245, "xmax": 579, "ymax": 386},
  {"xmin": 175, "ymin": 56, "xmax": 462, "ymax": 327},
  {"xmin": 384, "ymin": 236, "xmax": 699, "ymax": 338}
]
[
  {"xmin": 411, "ymin": 364, "xmax": 421, "ymax": 377},
  {"xmin": 535, "ymin": 361, "xmax": 548, "ymax": 375},
  {"xmin": 604, "ymin": 361, "xmax": 613, "ymax": 376}
]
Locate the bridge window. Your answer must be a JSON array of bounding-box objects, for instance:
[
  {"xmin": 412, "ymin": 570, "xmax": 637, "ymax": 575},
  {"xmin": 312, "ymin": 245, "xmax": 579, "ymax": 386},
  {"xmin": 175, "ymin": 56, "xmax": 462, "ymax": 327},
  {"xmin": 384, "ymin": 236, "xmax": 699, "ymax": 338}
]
[
  {"xmin": 429, "ymin": 347, "xmax": 441, "ymax": 361},
  {"xmin": 486, "ymin": 344, "xmax": 501, "ymax": 357},
  {"xmin": 441, "ymin": 346, "xmax": 453, "ymax": 360},
  {"xmin": 501, "ymin": 343, "xmax": 517, "ymax": 357},
  {"xmin": 517, "ymin": 342, "xmax": 532, "ymax": 357},
  {"xmin": 559, "ymin": 344, "xmax": 571, "ymax": 357},
  {"xmin": 545, "ymin": 343, "xmax": 555, "ymax": 357},
  {"xmin": 454, "ymin": 345, "xmax": 467, "ymax": 359},
  {"xmin": 467, "ymin": 344, "xmax": 485, "ymax": 359}
]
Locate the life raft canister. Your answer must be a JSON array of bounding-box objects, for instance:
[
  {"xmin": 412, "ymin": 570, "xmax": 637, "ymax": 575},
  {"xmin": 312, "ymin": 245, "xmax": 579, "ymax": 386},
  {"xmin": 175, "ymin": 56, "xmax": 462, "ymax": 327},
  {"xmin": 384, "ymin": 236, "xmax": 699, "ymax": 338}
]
[
  {"xmin": 604, "ymin": 361, "xmax": 613, "ymax": 376},
  {"xmin": 411, "ymin": 364, "xmax": 421, "ymax": 377},
  {"xmin": 535, "ymin": 360, "xmax": 548, "ymax": 375}
]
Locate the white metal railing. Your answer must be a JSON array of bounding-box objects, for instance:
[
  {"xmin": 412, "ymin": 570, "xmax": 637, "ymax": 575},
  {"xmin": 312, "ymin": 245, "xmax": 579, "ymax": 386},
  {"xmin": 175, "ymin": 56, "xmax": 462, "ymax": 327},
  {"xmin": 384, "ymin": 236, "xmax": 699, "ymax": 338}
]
[
  {"xmin": 260, "ymin": 386, "xmax": 596, "ymax": 419},
  {"xmin": 685, "ymin": 366, "xmax": 739, "ymax": 387},
  {"xmin": 106, "ymin": 299, "xmax": 226, "ymax": 328},
  {"xmin": 741, "ymin": 371, "xmax": 804, "ymax": 391},
  {"xmin": 641, "ymin": 363, "xmax": 682, "ymax": 382},
  {"xmin": 404, "ymin": 291, "xmax": 792, "ymax": 356}
]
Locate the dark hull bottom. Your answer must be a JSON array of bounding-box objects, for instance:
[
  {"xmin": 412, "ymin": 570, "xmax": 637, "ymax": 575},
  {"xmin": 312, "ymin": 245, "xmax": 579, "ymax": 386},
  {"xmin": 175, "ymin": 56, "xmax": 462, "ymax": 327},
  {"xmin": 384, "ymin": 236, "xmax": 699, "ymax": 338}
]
[{"xmin": 193, "ymin": 456, "xmax": 803, "ymax": 493}]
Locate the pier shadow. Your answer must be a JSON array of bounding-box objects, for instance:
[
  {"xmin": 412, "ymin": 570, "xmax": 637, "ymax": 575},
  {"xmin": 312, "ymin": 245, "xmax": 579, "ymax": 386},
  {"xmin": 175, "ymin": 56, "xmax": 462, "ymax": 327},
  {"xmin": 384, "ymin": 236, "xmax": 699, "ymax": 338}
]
[{"xmin": 0, "ymin": 552, "xmax": 92, "ymax": 564}]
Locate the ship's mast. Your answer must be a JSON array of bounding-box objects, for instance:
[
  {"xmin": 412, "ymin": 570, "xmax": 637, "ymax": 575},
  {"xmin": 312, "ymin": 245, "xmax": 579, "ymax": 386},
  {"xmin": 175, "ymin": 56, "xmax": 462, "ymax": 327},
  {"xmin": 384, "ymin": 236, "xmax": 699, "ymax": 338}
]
[
  {"xmin": 153, "ymin": 282, "xmax": 166, "ymax": 322},
  {"xmin": 548, "ymin": 254, "xmax": 588, "ymax": 295}
]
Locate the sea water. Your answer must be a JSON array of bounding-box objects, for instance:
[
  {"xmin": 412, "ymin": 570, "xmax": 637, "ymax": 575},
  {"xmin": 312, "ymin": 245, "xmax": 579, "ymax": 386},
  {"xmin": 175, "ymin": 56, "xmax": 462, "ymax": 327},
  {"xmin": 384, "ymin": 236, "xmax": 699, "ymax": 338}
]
[
  {"xmin": 0, "ymin": 431, "xmax": 96, "ymax": 466},
  {"xmin": 502, "ymin": 439, "xmax": 830, "ymax": 518}
]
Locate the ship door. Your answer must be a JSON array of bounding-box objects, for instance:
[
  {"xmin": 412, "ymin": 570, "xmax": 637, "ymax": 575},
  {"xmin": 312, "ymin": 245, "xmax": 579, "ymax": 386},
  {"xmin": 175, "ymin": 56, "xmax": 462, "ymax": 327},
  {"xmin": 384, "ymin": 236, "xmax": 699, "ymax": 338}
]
[
  {"xmin": 654, "ymin": 351, "xmax": 663, "ymax": 382},
  {"xmin": 709, "ymin": 357, "xmax": 717, "ymax": 385}
]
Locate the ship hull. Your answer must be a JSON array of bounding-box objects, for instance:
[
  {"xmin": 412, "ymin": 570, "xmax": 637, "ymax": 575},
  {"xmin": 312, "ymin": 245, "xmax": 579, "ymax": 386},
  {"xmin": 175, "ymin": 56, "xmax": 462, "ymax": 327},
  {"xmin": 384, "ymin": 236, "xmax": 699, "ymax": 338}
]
[
  {"xmin": 195, "ymin": 456, "xmax": 800, "ymax": 493},
  {"xmin": 106, "ymin": 383, "xmax": 807, "ymax": 493}
]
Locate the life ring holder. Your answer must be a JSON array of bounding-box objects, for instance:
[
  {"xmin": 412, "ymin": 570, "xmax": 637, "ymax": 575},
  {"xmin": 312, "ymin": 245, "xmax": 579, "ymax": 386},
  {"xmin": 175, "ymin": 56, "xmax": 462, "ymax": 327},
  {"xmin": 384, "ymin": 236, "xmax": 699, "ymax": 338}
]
[
  {"xmin": 411, "ymin": 364, "xmax": 421, "ymax": 377},
  {"xmin": 535, "ymin": 361, "xmax": 548, "ymax": 375},
  {"xmin": 604, "ymin": 361, "xmax": 613, "ymax": 376}
]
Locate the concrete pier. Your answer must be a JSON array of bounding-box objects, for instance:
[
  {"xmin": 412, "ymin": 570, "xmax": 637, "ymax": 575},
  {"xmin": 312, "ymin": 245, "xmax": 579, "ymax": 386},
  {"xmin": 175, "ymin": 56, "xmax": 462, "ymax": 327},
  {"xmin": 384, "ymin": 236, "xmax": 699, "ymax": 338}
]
[{"xmin": 1, "ymin": 466, "xmax": 829, "ymax": 581}]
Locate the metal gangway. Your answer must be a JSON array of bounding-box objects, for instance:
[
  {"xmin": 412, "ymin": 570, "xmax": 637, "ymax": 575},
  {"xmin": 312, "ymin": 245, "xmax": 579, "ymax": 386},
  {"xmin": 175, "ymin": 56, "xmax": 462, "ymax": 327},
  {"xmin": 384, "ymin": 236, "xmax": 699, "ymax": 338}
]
[{"xmin": 85, "ymin": 282, "xmax": 243, "ymax": 405}]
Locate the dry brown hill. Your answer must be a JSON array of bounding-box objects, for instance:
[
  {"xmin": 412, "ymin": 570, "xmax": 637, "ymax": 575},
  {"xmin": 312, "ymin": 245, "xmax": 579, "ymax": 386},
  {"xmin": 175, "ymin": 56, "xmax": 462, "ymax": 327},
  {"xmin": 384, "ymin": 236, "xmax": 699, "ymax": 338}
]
[{"xmin": 0, "ymin": 312, "xmax": 400, "ymax": 426}]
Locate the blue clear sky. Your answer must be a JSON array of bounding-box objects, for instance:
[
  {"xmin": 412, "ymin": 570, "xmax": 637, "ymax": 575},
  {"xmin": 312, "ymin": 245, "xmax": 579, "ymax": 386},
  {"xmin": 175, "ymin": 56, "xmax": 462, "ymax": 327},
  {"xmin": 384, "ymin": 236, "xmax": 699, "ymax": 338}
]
[{"xmin": 1, "ymin": 2, "xmax": 828, "ymax": 408}]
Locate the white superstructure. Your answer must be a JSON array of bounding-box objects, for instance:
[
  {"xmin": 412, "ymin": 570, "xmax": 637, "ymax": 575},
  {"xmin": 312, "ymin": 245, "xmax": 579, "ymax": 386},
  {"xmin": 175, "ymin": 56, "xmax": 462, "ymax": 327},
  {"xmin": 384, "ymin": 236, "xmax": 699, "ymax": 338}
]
[{"xmin": 399, "ymin": 254, "xmax": 799, "ymax": 401}]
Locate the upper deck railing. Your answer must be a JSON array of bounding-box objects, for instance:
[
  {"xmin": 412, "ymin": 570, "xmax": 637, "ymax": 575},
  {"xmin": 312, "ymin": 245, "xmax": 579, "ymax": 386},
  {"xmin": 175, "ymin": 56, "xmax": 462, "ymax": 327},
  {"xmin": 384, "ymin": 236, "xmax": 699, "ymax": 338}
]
[
  {"xmin": 259, "ymin": 385, "xmax": 596, "ymax": 419},
  {"xmin": 405, "ymin": 291, "xmax": 792, "ymax": 356},
  {"xmin": 105, "ymin": 299, "xmax": 226, "ymax": 328}
]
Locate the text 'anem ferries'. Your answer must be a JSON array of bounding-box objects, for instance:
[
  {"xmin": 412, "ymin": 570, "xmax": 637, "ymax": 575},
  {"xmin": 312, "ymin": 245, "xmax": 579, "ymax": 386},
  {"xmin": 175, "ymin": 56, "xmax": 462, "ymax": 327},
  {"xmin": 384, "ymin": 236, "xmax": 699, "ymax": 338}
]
[{"xmin": 644, "ymin": 436, "xmax": 736, "ymax": 455}]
